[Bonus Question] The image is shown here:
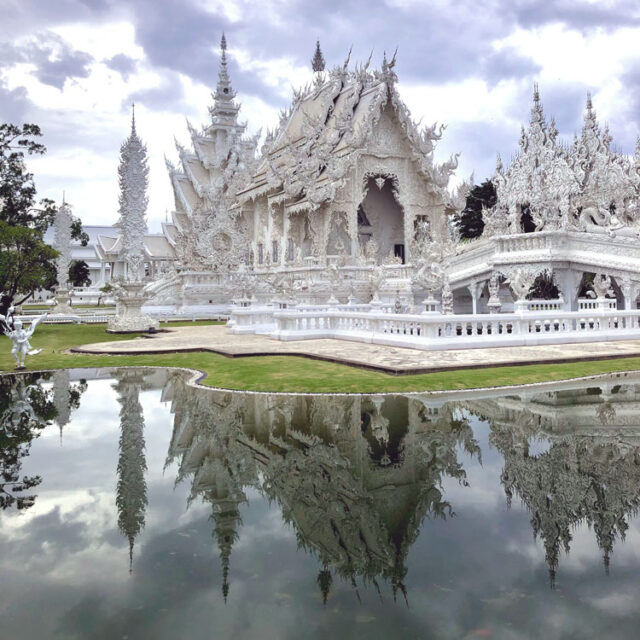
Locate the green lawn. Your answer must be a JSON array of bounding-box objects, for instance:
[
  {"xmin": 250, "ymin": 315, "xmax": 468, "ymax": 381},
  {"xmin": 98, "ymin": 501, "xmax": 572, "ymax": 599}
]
[{"xmin": 1, "ymin": 322, "xmax": 639, "ymax": 393}]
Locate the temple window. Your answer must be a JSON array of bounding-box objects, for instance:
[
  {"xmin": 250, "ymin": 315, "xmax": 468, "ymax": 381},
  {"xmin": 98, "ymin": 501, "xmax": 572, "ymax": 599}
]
[
  {"xmin": 287, "ymin": 238, "xmax": 294, "ymax": 262},
  {"xmin": 272, "ymin": 240, "xmax": 278, "ymax": 262},
  {"xmin": 257, "ymin": 243, "xmax": 264, "ymax": 264}
]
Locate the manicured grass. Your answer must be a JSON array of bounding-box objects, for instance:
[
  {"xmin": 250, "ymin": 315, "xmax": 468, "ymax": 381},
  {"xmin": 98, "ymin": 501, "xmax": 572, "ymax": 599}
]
[{"xmin": 2, "ymin": 322, "xmax": 640, "ymax": 393}]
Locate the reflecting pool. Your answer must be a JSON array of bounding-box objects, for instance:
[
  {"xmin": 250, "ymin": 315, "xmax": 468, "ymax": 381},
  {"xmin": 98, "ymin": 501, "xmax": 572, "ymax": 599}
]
[{"xmin": 2, "ymin": 368, "xmax": 640, "ymax": 639}]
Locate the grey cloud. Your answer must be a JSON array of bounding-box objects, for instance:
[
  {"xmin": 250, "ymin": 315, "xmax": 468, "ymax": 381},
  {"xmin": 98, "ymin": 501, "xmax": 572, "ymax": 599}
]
[
  {"xmin": 0, "ymin": 31, "xmax": 94, "ymax": 90},
  {"xmin": 0, "ymin": 81, "xmax": 32, "ymax": 124},
  {"xmin": 36, "ymin": 49, "xmax": 93, "ymax": 90},
  {"xmin": 482, "ymin": 47, "xmax": 542, "ymax": 87},
  {"xmin": 443, "ymin": 119, "xmax": 522, "ymax": 183},
  {"xmin": 125, "ymin": 71, "xmax": 196, "ymax": 115},
  {"xmin": 0, "ymin": 0, "xmax": 114, "ymax": 40},
  {"xmin": 105, "ymin": 53, "xmax": 137, "ymax": 79},
  {"xmin": 513, "ymin": 0, "xmax": 640, "ymax": 32},
  {"xmin": 542, "ymin": 83, "xmax": 590, "ymax": 134}
]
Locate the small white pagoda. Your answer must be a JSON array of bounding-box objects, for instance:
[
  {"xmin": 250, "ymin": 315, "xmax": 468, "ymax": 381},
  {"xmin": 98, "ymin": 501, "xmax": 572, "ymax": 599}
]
[{"xmin": 108, "ymin": 106, "xmax": 159, "ymax": 333}]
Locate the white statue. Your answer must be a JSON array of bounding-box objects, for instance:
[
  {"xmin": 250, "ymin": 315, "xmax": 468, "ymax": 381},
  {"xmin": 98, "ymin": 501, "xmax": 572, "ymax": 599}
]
[
  {"xmin": 506, "ymin": 268, "xmax": 537, "ymax": 301},
  {"xmin": 441, "ymin": 280, "xmax": 454, "ymax": 315},
  {"xmin": 0, "ymin": 308, "xmax": 47, "ymax": 369},
  {"xmin": 588, "ymin": 273, "xmax": 615, "ymax": 299}
]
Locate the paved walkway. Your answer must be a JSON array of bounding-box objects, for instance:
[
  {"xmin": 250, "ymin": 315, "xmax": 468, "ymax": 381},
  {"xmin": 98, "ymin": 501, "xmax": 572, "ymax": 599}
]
[{"xmin": 70, "ymin": 325, "xmax": 640, "ymax": 374}]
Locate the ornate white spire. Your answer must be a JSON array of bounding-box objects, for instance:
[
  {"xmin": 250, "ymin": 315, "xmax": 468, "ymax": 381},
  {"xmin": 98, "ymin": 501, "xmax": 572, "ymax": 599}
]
[
  {"xmin": 53, "ymin": 200, "xmax": 73, "ymax": 289},
  {"xmin": 211, "ymin": 33, "xmax": 240, "ymax": 126},
  {"xmin": 117, "ymin": 104, "xmax": 149, "ymax": 281}
]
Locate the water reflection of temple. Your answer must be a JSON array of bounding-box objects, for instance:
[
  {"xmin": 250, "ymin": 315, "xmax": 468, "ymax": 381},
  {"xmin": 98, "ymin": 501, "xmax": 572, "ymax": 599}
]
[
  {"xmin": 461, "ymin": 374, "xmax": 640, "ymax": 586},
  {"xmin": 162, "ymin": 374, "xmax": 480, "ymax": 602},
  {"xmin": 113, "ymin": 369, "xmax": 150, "ymax": 573}
]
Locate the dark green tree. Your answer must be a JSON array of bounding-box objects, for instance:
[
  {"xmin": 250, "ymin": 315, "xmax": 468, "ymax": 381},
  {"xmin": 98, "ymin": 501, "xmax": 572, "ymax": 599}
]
[
  {"xmin": 97, "ymin": 282, "xmax": 114, "ymax": 307},
  {"xmin": 528, "ymin": 273, "xmax": 560, "ymax": 300},
  {"xmin": 0, "ymin": 123, "xmax": 88, "ymax": 320},
  {"xmin": 68, "ymin": 260, "xmax": 91, "ymax": 288},
  {"xmin": 454, "ymin": 180, "xmax": 496, "ymax": 240}
]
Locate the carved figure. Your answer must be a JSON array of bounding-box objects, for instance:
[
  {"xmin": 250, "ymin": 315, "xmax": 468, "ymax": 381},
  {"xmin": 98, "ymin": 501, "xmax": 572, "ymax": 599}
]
[
  {"xmin": 440, "ymin": 280, "xmax": 453, "ymax": 315},
  {"xmin": 413, "ymin": 259, "xmax": 445, "ymax": 296},
  {"xmin": 506, "ymin": 268, "xmax": 537, "ymax": 301},
  {"xmin": 487, "ymin": 272, "xmax": 502, "ymax": 313},
  {"xmin": 588, "ymin": 273, "xmax": 615, "ymax": 299},
  {"xmin": 0, "ymin": 308, "xmax": 47, "ymax": 369}
]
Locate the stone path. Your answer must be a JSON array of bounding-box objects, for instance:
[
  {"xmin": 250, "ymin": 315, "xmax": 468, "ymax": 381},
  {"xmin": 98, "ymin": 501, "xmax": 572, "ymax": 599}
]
[{"xmin": 71, "ymin": 325, "xmax": 640, "ymax": 375}]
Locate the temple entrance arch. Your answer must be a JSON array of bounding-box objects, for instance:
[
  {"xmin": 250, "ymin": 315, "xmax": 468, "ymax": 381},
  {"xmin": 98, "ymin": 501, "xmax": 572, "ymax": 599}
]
[{"xmin": 358, "ymin": 174, "xmax": 405, "ymax": 263}]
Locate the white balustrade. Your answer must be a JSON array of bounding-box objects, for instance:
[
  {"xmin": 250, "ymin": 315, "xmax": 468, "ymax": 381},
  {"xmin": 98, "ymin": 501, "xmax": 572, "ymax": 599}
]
[
  {"xmin": 578, "ymin": 297, "xmax": 617, "ymax": 311},
  {"xmin": 259, "ymin": 306, "xmax": 640, "ymax": 351},
  {"xmin": 525, "ymin": 299, "xmax": 564, "ymax": 312}
]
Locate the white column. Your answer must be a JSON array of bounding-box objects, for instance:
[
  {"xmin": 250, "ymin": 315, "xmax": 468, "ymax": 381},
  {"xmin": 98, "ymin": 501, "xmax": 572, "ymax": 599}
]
[
  {"xmin": 467, "ymin": 282, "xmax": 480, "ymax": 315},
  {"xmin": 282, "ymin": 211, "xmax": 289, "ymax": 266}
]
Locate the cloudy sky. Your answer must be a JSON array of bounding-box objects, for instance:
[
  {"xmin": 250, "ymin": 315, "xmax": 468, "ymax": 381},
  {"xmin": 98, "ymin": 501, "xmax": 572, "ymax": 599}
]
[{"xmin": 2, "ymin": 0, "xmax": 640, "ymax": 232}]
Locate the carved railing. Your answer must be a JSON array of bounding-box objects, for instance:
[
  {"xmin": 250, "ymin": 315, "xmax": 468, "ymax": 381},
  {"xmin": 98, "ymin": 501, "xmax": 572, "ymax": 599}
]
[
  {"xmin": 449, "ymin": 229, "xmax": 640, "ymax": 290},
  {"xmin": 525, "ymin": 299, "xmax": 564, "ymax": 312},
  {"xmin": 268, "ymin": 307, "xmax": 640, "ymax": 350},
  {"xmin": 578, "ymin": 298, "xmax": 618, "ymax": 311}
]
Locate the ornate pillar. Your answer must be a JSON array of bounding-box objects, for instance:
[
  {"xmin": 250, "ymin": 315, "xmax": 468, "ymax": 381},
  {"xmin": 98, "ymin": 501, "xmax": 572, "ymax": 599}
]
[
  {"xmin": 404, "ymin": 207, "xmax": 416, "ymax": 265},
  {"xmin": 266, "ymin": 203, "xmax": 274, "ymax": 266},
  {"xmin": 466, "ymin": 281, "xmax": 481, "ymax": 315},
  {"xmin": 620, "ymin": 276, "xmax": 637, "ymax": 310},
  {"xmin": 555, "ymin": 269, "xmax": 582, "ymax": 311},
  {"xmin": 282, "ymin": 210, "xmax": 289, "ymax": 267},
  {"xmin": 487, "ymin": 274, "xmax": 502, "ymax": 314},
  {"xmin": 347, "ymin": 207, "xmax": 358, "ymax": 257},
  {"xmin": 52, "ymin": 201, "xmax": 73, "ymax": 314}
]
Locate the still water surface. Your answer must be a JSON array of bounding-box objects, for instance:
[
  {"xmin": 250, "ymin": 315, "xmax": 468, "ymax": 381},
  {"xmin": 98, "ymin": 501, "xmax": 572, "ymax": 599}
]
[{"xmin": 2, "ymin": 367, "xmax": 640, "ymax": 639}]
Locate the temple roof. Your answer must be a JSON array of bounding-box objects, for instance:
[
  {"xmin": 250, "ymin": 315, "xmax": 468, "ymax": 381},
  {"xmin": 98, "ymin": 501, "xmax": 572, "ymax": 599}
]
[{"xmin": 238, "ymin": 55, "xmax": 461, "ymax": 211}]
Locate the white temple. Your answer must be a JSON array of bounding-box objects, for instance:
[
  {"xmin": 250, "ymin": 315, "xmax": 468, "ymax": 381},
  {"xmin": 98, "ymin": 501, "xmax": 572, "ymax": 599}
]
[{"xmin": 51, "ymin": 35, "xmax": 640, "ymax": 347}]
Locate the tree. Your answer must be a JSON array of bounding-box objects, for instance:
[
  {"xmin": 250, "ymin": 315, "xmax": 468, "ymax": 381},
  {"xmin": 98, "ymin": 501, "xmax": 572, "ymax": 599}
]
[
  {"xmin": 528, "ymin": 273, "xmax": 560, "ymax": 300},
  {"xmin": 0, "ymin": 123, "xmax": 88, "ymax": 321},
  {"xmin": 97, "ymin": 282, "xmax": 114, "ymax": 306},
  {"xmin": 68, "ymin": 260, "xmax": 91, "ymax": 288},
  {"xmin": 454, "ymin": 179, "xmax": 496, "ymax": 240}
]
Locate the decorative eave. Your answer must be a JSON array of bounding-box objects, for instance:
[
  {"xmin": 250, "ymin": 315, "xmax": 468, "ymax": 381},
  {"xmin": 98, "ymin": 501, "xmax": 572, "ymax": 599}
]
[
  {"xmin": 161, "ymin": 221, "xmax": 178, "ymax": 247},
  {"xmin": 172, "ymin": 174, "xmax": 195, "ymax": 216}
]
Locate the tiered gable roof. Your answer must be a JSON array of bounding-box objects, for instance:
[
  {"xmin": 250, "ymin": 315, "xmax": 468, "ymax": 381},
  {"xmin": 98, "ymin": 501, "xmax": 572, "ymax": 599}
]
[
  {"xmin": 164, "ymin": 35, "xmax": 259, "ymax": 268},
  {"xmin": 239, "ymin": 52, "xmax": 465, "ymax": 214}
]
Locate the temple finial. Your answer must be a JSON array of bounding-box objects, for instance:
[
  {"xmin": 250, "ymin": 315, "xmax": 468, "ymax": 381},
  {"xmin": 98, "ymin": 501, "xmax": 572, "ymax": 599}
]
[
  {"xmin": 131, "ymin": 102, "xmax": 136, "ymax": 135},
  {"xmin": 312, "ymin": 40, "xmax": 325, "ymax": 73},
  {"xmin": 586, "ymin": 91, "xmax": 593, "ymax": 112},
  {"xmin": 533, "ymin": 82, "xmax": 540, "ymax": 104},
  {"xmin": 220, "ymin": 32, "xmax": 227, "ymax": 52}
]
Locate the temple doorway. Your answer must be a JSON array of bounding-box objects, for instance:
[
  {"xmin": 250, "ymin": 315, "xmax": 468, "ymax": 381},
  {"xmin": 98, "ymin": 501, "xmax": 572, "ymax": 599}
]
[{"xmin": 358, "ymin": 176, "xmax": 404, "ymax": 262}]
